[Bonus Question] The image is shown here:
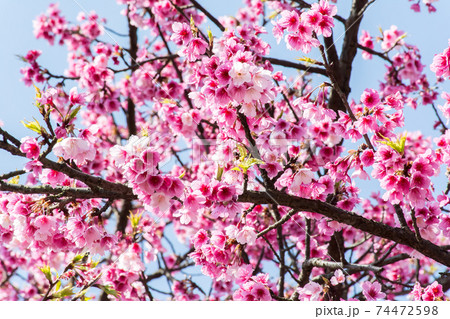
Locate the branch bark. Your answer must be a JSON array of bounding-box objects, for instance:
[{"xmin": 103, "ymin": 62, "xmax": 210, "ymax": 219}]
[
  {"xmin": 328, "ymin": 0, "xmax": 369, "ymax": 114},
  {"xmin": 238, "ymin": 190, "xmax": 450, "ymax": 267}
]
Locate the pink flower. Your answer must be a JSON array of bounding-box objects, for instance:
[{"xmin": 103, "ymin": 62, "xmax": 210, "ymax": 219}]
[
  {"xmin": 117, "ymin": 246, "xmax": 145, "ymax": 272},
  {"xmin": 225, "ymin": 224, "xmax": 238, "ymax": 239},
  {"xmin": 422, "ymin": 281, "xmax": 443, "ymax": 301},
  {"xmin": 277, "ymin": 11, "xmax": 300, "ymax": 32},
  {"xmin": 439, "ymin": 214, "xmax": 450, "ymax": 236},
  {"xmin": 69, "ymin": 87, "xmax": 85, "ymax": 105},
  {"xmin": 170, "ymin": 22, "xmax": 191, "ymax": 45},
  {"xmin": 361, "ymin": 89, "xmax": 380, "ymax": 107},
  {"xmin": 215, "ymin": 63, "xmax": 232, "ymax": 85},
  {"xmin": 182, "ymin": 38, "xmax": 208, "ymax": 62},
  {"xmin": 408, "ymin": 187, "xmax": 427, "ymax": 208},
  {"xmin": 410, "ymin": 282, "xmax": 423, "ymax": 300},
  {"xmin": 330, "ymin": 269, "xmax": 346, "ymax": 286},
  {"xmin": 20, "ymin": 136, "xmax": 40, "ymax": 160},
  {"xmin": 299, "ymin": 282, "xmax": 322, "ymax": 301},
  {"xmin": 53, "ymin": 137, "xmax": 95, "ymax": 165},
  {"xmin": 85, "ymin": 225, "xmax": 102, "ymax": 245},
  {"xmin": 33, "ymin": 215, "xmax": 57, "ymax": 241},
  {"xmin": 355, "ymin": 115, "xmax": 377, "ymax": 135},
  {"xmin": 210, "ymin": 230, "xmax": 227, "ymax": 249},
  {"xmin": 250, "ymin": 282, "xmax": 271, "ymax": 301},
  {"xmin": 150, "ymin": 192, "xmax": 171, "ymax": 212},
  {"xmin": 292, "ymin": 168, "xmax": 315, "ymax": 192},
  {"xmin": 229, "ymin": 62, "xmax": 251, "ymax": 86},
  {"xmin": 360, "ymin": 149, "xmax": 375, "ymax": 166},
  {"xmin": 216, "ymin": 184, "xmax": 235, "ymax": 202},
  {"xmin": 192, "ymin": 229, "xmax": 209, "ymax": 249},
  {"xmin": 234, "ymin": 264, "xmax": 253, "ymax": 285},
  {"xmin": 381, "ymin": 25, "xmax": 404, "ymax": 51},
  {"xmin": 430, "ymin": 46, "xmax": 450, "ymax": 79},
  {"xmin": 24, "ymin": 49, "xmax": 42, "ymax": 62},
  {"xmin": 359, "ymin": 30, "xmax": 374, "ymax": 60},
  {"xmin": 410, "ymin": 172, "xmax": 430, "ymax": 189},
  {"xmin": 236, "ymin": 226, "xmax": 257, "ymax": 245},
  {"xmin": 361, "ymin": 281, "xmax": 386, "ymax": 301},
  {"xmin": 184, "ymin": 191, "xmax": 206, "ymax": 211}
]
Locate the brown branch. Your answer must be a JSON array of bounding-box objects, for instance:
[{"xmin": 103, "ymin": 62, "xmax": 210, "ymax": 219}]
[
  {"xmin": 357, "ymin": 44, "xmax": 392, "ymax": 64},
  {"xmin": 189, "ymin": 0, "xmax": 225, "ymax": 32},
  {"xmin": 303, "ymin": 258, "xmax": 383, "ymax": 273},
  {"xmin": 257, "ymin": 209, "xmax": 298, "ymax": 238},
  {"xmin": 0, "ymin": 180, "xmax": 136, "ymax": 200},
  {"xmin": 262, "ymin": 57, "xmax": 327, "ymax": 76},
  {"xmin": 0, "ymin": 170, "xmax": 26, "ymax": 180},
  {"xmin": 238, "ymin": 190, "xmax": 450, "ymax": 267},
  {"xmin": 110, "ymin": 55, "xmax": 178, "ymax": 73},
  {"xmin": 327, "ymin": 0, "xmax": 369, "ymax": 114}
]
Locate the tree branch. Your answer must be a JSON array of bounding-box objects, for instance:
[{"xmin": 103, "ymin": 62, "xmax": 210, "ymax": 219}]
[
  {"xmin": 262, "ymin": 57, "xmax": 327, "ymax": 76},
  {"xmin": 189, "ymin": 0, "xmax": 225, "ymax": 32},
  {"xmin": 238, "ymin": 190, "xmax": 450, "ymax": 267},
  {"xmin": 0, "ymin": 180, "xmax": 136, "ymax": 200}
]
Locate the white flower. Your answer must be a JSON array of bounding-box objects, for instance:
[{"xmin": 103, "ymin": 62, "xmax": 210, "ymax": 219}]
[
  {"xmin": 150, "ymin": 192, "xmax": 171, "ymax": 212},
  {"xmin": 229, "ymin": 62, "xmax": 251, "ymax": 86},
  {"xmin": 291, "ymin": 168, "xmax": 314, "ymax": 192},
  {"xmin": 236, "ymin": 226, "xmax": 257, "ymax": 245},
  {"xmin": 53, "ymin": 137, "xmax": 95, "ymax": 165}
]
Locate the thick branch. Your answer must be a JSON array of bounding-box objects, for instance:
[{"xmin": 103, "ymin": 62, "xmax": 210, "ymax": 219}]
[
  {"xmin": 328, "ymin": 0, "xmax": 369, "ymax": 114},
  {"xmin": 0, "ymin": 181, "xmax": 136, "ymax": 200},
  {"xmin": 126, "ymin": 11, "xmax": 138, "ymax": 137},
  {"xmin": 0, "ymin": 137, "xmax": 132, "ymax": 196},
  {"xmin": 303, "ymin": 258, "xmax": 382, "ymax": 273},
  {"xmin": 262, "ymin": 57, "xmax": 327, "ymax": 76},
  {"xmin": 238, "ymin": 190, "xmax": 450, "ymax": 267},
  {"xmin": 190, "ymin": 0, "xmax": 225, "ymax": 32}
]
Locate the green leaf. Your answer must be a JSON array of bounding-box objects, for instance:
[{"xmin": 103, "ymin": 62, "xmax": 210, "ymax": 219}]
[
  {"xmin": 378, "ymin": 133, "xmax": 407, "ymax": 155},
  {"xmin": 90, "ymin": 258, "xmax": 100, "ymax": 268},
  {"xmin": 21, "ymin": 119, "xmax": 42, "ymax": 134},
  {"xmin": 398, "ymin": 33, "xmax": 407, "ymax": 41},
  {"xmin": 33, "ymin": 84, "xmax": 42, "ymax": 99},
  {"xmin": 216, "ymin": 166, "xmax": 224, "ymax": 181},
  {"xmin": 40, "ymin": 265, "xmax": 52, "ymax": 283},
  {"xmin": 207, "ymin": 27, "xmax": 213, "ymax": 45},
  {"xmin": 7, "ymin": 176, "xmax": 19, "ymax": 185},
  {"xmin": 296, "ymin": 57, "xmax": 322, "ymax": 65},
  {"xmin": 97, "ymin": 284, "xmax": 120, "ymax": 298},
  {"xmin": 72, "ymin": 254, "xmax": 83, "ymax": 264},
  {"xmin": 236, "ymin": 144, "xmax": 248, "ymax": 161},
  {"xmin": 55, "ymin": 280, "xmax": 61, "ymax": 292},
  {"xmin": 52, "ymin": 286, "xmax": 74, "ymax": 299},
  {"xmin": 128, "ymin": 211, "xmax": 142, "ymax": 229},
  {"xmin": 267, "ymin": 11, "xmax": 279, "ymax": 20},
  {"xmin": 236, "ymin": 158, "xmax": 265, "ymax": 174},
  {"xmin": 68, "ymin": 105, "xmax": 81, "ymax": 120}
]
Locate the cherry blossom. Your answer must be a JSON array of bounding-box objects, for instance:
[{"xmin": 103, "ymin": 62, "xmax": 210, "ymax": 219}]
[{"xmin": 0, "ymin": 0, "xmax": 448, "ymax": 302}]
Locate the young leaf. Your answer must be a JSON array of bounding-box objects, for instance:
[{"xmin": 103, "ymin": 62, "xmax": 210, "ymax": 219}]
[
  {"xmin": 97, "ymin": 284, "xmax": 120, "ymax": 298},
  {"xmin": 216, "ymin": 165, "xmax": 224, "ymax": 181},
  {"xmin": 21, "ymin": 119, "xmax": 42, "ymax": 134},
  {"xmin": 68, "ymin": 105, "xmax": 81, "ymax": 120},
  {"xmin": 39, "ymin": 265, "xmax": 52, "ymax": 283},
  {"xmin": 52, "ymin": 286, "xmax": 74, "ymax": 299},
  {"xmin": 8, "ymin": 176, "xmax": 19, "ymax": 184}
]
